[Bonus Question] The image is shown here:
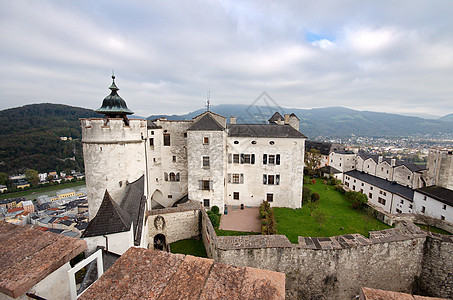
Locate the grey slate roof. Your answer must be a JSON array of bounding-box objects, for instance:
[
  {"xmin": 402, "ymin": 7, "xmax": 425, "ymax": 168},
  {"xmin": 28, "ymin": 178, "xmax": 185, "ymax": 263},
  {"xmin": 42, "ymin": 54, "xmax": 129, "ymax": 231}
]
[
  {"xmin": 227, "ymin": 124, "xmax": 306, "ymax": 138},
  {"xmin": 320, "ymin": 165, "xmax": 342, "ymax": 174},
  {"xmin": 268, "ymin": 112, "xmax": 284, "ymax": 123},
  {"xmin": 81, "ymin": 191, "xmax": 131, "ymax": 238},
  {"xmin": 147, "ymin": 120, "xmax": 162, "ymax": 129},
  {"xmin": 345, "ymin": 170, "xmax": 414, "ymax": 200},
  {"xmin": 305, "ymin": 141, "xmax": 344, "ymax": 155},
  {"xmin": 357, "ymin": 152, "xmax": 425, "ymax": 172},
  {"xmin": 187, "ymin": 113, "xmax": 225, "ymax": 131},
  {"xmin": 416, "ymin": 185, "xmax": 453, "ymax": 207},
  {"xmin": 119, "ymin": 175, "xmax": 147, "ymax": 246}
]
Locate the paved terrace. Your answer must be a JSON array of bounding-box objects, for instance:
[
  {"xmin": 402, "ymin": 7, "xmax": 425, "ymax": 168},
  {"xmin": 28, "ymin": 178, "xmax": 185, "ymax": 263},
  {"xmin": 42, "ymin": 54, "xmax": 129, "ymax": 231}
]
[{"xmin": 219, "ymin": 206, "xmax": 261, "ymax": 233}]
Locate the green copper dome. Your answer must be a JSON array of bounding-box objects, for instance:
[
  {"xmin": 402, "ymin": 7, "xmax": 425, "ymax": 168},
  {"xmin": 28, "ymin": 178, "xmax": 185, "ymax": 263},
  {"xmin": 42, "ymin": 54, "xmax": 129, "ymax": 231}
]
[{"xmin": 95, "ymin": 75, "xmax": 134, "ymax": 116}]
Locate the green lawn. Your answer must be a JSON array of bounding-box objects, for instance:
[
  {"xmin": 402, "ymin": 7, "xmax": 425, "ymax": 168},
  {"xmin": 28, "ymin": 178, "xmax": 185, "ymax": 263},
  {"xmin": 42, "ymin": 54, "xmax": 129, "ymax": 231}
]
[
  {"xmin": 215, "ymin": 229, "xmax": 260, "ymax": 236},
  {"xmin": 416, "ymin": 224, "xmax": 452, "ymax": 235},
  {"xmin": 0, "ymin": 180, "xmax": 85, "ymax": 200},
  {"xmin": 274, "ymin": 178, "xmax": 391, "ymax": 243},
  {"xmin": 170, "ymin": 239, "xmax": 207, "ymax": 258}
]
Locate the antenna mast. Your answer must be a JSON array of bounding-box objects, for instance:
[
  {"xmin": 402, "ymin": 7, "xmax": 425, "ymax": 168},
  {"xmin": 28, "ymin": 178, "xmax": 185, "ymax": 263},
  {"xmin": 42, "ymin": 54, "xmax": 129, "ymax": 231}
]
[{"xmin": 205, "ymin": 91, "xmax": 211, "ymax": 111}]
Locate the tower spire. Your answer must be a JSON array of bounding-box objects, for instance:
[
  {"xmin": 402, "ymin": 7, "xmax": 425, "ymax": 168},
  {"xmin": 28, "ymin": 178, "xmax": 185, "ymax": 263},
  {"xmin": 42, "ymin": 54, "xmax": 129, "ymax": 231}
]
[
  {"xmin": 205, "ymin": 91, "xmax": 210, "ymax": 111},
  {"xmin": 95, "ymin": 74, "xmax": 134, "ymax": 121}
]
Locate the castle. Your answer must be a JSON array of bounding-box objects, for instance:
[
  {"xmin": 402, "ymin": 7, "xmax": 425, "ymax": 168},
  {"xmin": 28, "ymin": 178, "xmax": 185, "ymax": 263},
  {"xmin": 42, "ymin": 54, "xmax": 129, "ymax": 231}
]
[{"xmin": 81, "ymin": 76, "xmax": 305, "ymax": 252}]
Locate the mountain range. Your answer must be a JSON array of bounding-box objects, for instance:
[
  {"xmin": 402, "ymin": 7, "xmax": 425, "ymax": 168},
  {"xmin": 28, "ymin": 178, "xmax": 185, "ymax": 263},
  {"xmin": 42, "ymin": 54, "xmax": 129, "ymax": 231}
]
[{"xmin": 0, "ymin": 103, "xmax": 452, "ymax": 175}]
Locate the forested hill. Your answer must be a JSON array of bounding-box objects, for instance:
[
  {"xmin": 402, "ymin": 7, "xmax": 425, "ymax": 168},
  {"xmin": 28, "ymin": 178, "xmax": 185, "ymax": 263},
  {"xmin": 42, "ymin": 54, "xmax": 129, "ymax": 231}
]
[
  {"xmin": 148, "ymin": 105, "xmax": 453, "ymax": 139},
  {"xmin": 0, "ymin": 103, "xmax": 98, "ymax": 174}
]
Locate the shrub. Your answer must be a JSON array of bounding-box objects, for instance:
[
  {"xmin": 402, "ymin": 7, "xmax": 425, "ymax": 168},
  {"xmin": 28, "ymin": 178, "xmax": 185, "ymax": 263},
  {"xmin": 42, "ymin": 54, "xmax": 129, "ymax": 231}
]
[
  {"xmin": 302, "ymin": 186, "xmax": 312, "ymax": 204},
  {"xmin": 311, "ymin": 179, "xmax": 316, "ymax": 184},
  {"xmin": 208, "ymin": 213, "xmax": 220, "ymax": 228},
  {"xmin": 345, "ymin": 191, "xmax": 368, "ymax": 210},
  {"xmin": 211, "ymin": 205, "xmax": 220, "ymax": 215},
  {"xmin": 259, "ymin": 201, "xmax": 276, "ymax": 235},
  {"xmin": 311, "ymin": 192, "xmax": 320, "ymax": 202}
]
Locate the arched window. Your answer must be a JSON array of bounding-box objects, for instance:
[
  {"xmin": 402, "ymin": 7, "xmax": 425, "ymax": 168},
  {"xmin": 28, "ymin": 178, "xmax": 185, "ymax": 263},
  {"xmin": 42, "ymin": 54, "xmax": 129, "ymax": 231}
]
[{"xmin": 169, "ymin": 172, "xmax": 176, "ymax": 182}]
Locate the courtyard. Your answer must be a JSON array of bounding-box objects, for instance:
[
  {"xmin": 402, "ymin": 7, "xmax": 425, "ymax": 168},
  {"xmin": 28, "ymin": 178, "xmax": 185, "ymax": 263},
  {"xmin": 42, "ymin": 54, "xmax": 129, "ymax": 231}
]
[{"xmin": 219, "ymin": 206, "xmax": 261, "ymax": 233}]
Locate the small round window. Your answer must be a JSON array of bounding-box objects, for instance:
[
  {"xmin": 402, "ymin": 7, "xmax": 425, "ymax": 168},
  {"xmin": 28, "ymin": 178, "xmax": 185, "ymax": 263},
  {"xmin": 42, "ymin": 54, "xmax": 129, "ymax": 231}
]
[
  {"xmin": 234, "ymin": 141, "xmax": 239, "ymax": 144},
  {"xmin": 269, "ymin": 141, "xmax": 275, "ymax": 145},
  {"xmin": 251, "ymin": 141, "xmax": 257, "ymax": 144}
]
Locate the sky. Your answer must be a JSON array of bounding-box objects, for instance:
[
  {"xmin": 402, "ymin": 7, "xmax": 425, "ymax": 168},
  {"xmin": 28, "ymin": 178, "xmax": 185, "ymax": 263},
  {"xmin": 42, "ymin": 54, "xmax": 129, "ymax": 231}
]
[{"xmin": 1, "ymin": 1, "xmax": 453, "ymax": 118}]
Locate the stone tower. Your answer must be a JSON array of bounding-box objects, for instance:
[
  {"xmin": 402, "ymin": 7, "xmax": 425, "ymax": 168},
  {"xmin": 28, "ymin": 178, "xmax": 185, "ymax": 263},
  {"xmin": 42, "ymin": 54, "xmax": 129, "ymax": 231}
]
[{"xmin": 81, "ymin": 76, "xmax": 148, "ymax": 219}]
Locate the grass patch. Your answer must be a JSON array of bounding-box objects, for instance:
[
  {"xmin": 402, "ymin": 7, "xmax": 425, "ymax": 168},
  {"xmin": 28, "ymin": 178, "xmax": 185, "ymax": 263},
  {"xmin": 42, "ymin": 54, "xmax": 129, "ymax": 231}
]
[
  {"xmin": 416, "ymin": 224, "xmax": 451, "ymax": 235},
  {"xmin": 274, "ymin": 178, "xmax": 391, "ymax": 243},
  {"xmin": 215, "ymin": 228, "xmax": 260, "ymax": 236},
  {"xmin": 170, "ymin": 238, "xmax": 207, "ymax": 258},
  {"xmin": 0, "ymin": 181, "xmax": 86, "ymax": 200}
]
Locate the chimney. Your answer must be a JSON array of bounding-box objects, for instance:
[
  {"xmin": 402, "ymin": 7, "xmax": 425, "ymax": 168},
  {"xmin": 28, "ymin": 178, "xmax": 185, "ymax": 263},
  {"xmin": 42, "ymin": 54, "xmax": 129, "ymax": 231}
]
[
  {"xmin": 230, "ymin": 116, "xmax": 236, "ymax": 124},
  {"xmin": 289, "ymin": 114, "xmax": 300, "ymax": 131},
  {"xmin": 378, "ymin": 156, "xmax": 383, "ymax": 164},
  {"xmin": 391, "ymin": 158, "xmax": 396, "ymax": 167},
  {"xmin": 284, "ymin": 114, "xmax": 290, "ymax": 125}
]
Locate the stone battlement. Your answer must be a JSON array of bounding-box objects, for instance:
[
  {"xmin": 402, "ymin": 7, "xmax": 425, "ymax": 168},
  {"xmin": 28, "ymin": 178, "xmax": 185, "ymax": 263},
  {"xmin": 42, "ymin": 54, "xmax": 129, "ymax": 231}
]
[{"xmin": 81, "ymin": 118, "xmax": 147, "ymax": 143}]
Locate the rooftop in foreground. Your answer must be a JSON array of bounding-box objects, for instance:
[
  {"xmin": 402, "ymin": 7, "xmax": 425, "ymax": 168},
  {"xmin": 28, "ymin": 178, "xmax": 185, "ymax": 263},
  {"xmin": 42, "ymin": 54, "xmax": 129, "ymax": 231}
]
[
  {"xmin": 80, "ymin": 247, "xmax": 285, "ymax": 300},
  {"xmin": 0, "ymin": 221, "xmax": 87, "ymax": 298}
]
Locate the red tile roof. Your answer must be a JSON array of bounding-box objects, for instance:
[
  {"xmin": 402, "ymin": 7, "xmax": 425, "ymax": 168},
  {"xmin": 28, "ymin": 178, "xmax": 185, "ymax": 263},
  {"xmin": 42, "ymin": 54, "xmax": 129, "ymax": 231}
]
[
  {"xmin": 0, "ymin": 221, "xmax": 86, "ymax": 298},
  {"xmin": 80, "ymin": 247, "xmax": 285, "ymax": 300}
]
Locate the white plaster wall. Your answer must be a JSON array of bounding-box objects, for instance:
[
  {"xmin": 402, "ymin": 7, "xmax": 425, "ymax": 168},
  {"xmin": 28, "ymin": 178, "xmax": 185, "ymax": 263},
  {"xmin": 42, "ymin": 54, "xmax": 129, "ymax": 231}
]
[
  {"xmin": 393, "ymin": 165, "xmax": 413, "ymax": 187},
  {"xmin": 392, "ymin": 194, "xmax": 415, "ymax": 214},
  {"xmin": 414, "ymin": 192, "xmax": 453, "ymax": 223},
  {"xmin": 225, "ymin": 136, "xmax": 304, "ymax": 208},
  {"xmin": 83, "ymin": 229, "xmax": 133, "ymax": 256},
  {"xmin": 0, "ymin": 262, "xmax": 72, "ymax": 300},
  {"xmin": 362, "ymin": 158, "xmax": 377, "ymax": 175},
  {"xmin": 344, "ymin": 175, "xmax": 393, "ymax": 213},
  {"xmin": 187, "ymin": 130, "xmax": 227, "ymax": 212},
  {"xmin": 82, "ymin": 118, "xmax": 147, "ymax": 219},
  {"xmin": 329, "ymin": 153, "xmax": 356, "ymax": 173},
  {"xmin": 376, "ymin": 161, "xmax": 393, "ymax": 181}
]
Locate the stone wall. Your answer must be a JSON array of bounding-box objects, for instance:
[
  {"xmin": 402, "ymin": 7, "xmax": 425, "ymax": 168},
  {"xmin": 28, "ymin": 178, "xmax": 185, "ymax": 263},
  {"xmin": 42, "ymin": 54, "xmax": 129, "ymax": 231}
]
[
  {"xmin": 419, "ymin": 234, "xmax": 453, "ymax": 298},
  {"xmin": 148, "ymin": 201, "xmax": 201, "ymax": 246},
  {"xmin": 199, "ymin": 214, "xmax": 453, "ymax": 299}
]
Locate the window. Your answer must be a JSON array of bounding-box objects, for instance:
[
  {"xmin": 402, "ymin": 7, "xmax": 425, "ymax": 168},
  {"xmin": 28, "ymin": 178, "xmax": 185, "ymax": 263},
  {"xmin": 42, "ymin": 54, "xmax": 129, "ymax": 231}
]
[
  {"xmin": 240, "ymin": 154, "xmax": 255, "ymax": 164},
  {"xmin": 386, "ymin": 170, "xmax": 389, "ymax": 174},
  {"xmin": 184, "ymin": 133, "xmax": 187, "ymax": 137},
  {"xmin": 378, "ymin": 197, "xmax": 386, "ymax": 205},
  {"xmin": 172, "ymin": 156, "xmax": 176, "ymax": 162},
  {"xmin": 421, "ymin": 206, "xmax": 426, "ymax": 213},
  {"xmin": 370, "ymin": 186, "xmax": 373, "ymax": 190},
  {"xmin": 149, "ymin": 138, "xmax": 154, "ymax": 146},
  {"xmin": 369, "ymin": 193, "xmax": 372, "ymax": 199},
  {"xmin": 151, "ymin": 131, "xmax": 154, "ymax": 135},
  {"xmin": 441, "ymin": 215, "xmax": 445, "ymax": 221},
  {"xmin": 400, "ymin": 199, "xmax": 404, "ymax": 204},
  {"xmin": 407, "ymin": 176, "xmax": 410, "ymax": 180},
  {"xmin": 352, "ymin": 186, "xmax": 355, "ymax": 191},
  {"xmin": 251, "ymin": 141, "xmax": 257, "ymax": 144},
  {"xmin": 199, "ymin": 180, "xmax": 212, "ymax": 190},
  {"xmin": 203, "ymin": 199, "xmax": 210, "ymax": 207},
  {"xmin": 228, "ymin": 173, "xmax": 244, "ymax": 184},
  {"xmin": 233, "ymin": 154, "xmax": 239, "ymax": 164},
  {"xmin": 169, "ymin": 172, "xmax": 176, "ymax": 181},
  {"xmin": 353, "ymin": 179, "xmax": 356, "ymax": 183},
  {"xmin": 163, "ymin": 133, "xmax": 170, "ymax": 146},
  {"xmin": 202, "ymin": 156, "xmax": 210, "ymax": 168},
  {"xmin": 339, "ymin": 163, "xmax": 342, "ymax": 167},
  {"xmin": 267, "ymin": 193, "xmax": 274, "ymax": 202},
  {"xmin": 360, "ymin": 189, "xmax": 363, "ymax": 193},
  {"xmin": 396, "ymin": 209, "xmax": 402, "ymax": 213},
  {"xmin": 203, "ymin": 137, "xmax": 209, "ymax": 144},
  {"xmin": 361, "ymin": 183, "xmax": 364, "ymax": 186},
  {"xmin": 409, "ymin": 204, "xmax": 413, "ymax": 209},
  {"xmin": 263, "ymin": 174, "xmax": 280, "ymax": 185},
  {"xmin": 233, "ymin": 192, "xmax": 239, "ymax": 200},
  {"xmin": 269, "ymin": 141, "xmax": 275, "ymax": 145},
  {"xmin": 168, "ymin": 195, "xmax": 172, "ymax": 199},
  {"xmin": 379, "ymin": 191, "xmax": 387, "ymax": 196},
  {"xmin": 423, "ymin": 196, "xmax": 427, "ymax": 201},
  {"xmin": 442, "ymin": 204, "xmax": 447, "ymax": 210},
  {"xmin": 345, "ymin": 182, "xmax": 349, "ymax": 187},
  {"xmin": 263, "ymin": 154, "xmax": 280, "ymax": 165},
  {"xmin": 234, "ymin": 141, "xmax": 239, "ymax": 144}
]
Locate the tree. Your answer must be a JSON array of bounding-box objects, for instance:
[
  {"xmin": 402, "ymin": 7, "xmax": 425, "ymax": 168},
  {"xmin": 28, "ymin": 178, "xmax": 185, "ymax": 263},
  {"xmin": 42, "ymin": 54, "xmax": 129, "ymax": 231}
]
[
  {"xmin": 302, "ymin": 186, "xmax": 312, "ymax": 205},
  {"xmin": 345, "ymin": 191, "xmax": 368, "ymax": 210},
  {"xmin": 307, "ymin": 199, "xmax": 319, "ymax": 217},
  {"xmin": 314, "ymin": 210, "xmax": 326, "ymax": 229},
  {"xmin": 25, "ymin": 169, "xmax": 39, "ymax": 186},
  {"xmin": 304, "ymin": 149, "xmax": 322, "ymax": 177},
  {"xmin": 0, "ymin": 172, "xmax": 7, "ymax": 185}
]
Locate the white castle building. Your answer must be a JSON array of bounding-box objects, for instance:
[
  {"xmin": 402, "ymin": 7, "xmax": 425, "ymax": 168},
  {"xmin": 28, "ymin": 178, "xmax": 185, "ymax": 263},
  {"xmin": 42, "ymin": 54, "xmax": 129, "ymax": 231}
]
[{"xmin": 81, "ymin": 76, "xmax": 306, "ymax": 253}]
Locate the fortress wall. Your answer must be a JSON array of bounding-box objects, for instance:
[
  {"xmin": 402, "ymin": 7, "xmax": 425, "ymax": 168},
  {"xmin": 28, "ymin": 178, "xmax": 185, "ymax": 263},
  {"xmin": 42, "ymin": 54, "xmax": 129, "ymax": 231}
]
[
  {"xmin": 199, "ymin": 214, "xmax": 453, "ymax": 299},
  {"xmin": 147, "ymin": 201, "xmax": 201, "ymax": 245},
  {"xmin": 419, "ymin": 235, "xmax": 453, "ymax": 298}
]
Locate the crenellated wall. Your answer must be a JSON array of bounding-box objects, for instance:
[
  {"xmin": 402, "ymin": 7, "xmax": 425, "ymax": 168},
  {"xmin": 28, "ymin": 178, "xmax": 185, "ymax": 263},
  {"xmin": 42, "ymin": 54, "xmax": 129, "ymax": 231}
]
[
  {"xmin": 81, "ymin": 118, "xmax": 147, "ymax": 219},
  {"xmin": 198, "ymin": 209, "xmax": 453, "ymax": 299}
]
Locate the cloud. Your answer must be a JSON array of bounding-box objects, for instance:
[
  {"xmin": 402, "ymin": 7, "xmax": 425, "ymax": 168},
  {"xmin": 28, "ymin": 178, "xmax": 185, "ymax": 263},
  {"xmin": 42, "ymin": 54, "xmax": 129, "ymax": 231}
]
[{"xmin": 0, "ymin": 0, "xmax": 453, "ymax": 117}]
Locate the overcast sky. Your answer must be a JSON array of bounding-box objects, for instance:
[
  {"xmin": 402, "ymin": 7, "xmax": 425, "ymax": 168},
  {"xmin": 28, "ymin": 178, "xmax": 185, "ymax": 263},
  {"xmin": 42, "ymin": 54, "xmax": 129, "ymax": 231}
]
[{"xmin": 1, "ymin": 1, "xmax": 453, "ymax": 117}]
